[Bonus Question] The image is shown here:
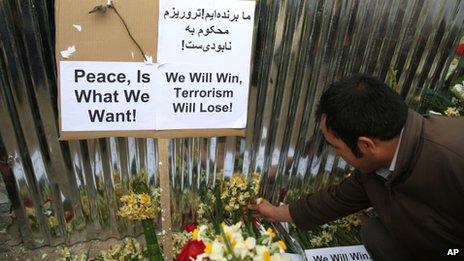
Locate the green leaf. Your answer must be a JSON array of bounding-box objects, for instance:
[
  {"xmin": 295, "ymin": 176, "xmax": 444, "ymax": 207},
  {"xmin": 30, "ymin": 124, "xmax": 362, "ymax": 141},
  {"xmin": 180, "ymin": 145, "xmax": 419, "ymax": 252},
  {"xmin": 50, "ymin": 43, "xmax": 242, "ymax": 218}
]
[
  {"xmin": 89, "ymin": 5, "xmax": 108, "ymax": 14},
  {"xmin": 386, "ymin": 66, "xmax": 399, "ymax": 91}
]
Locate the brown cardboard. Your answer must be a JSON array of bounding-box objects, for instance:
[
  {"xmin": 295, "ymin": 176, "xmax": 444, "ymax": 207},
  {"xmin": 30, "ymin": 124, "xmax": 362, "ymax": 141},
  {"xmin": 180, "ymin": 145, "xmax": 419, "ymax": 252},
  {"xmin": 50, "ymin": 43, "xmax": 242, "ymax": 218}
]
[
  {"xmin": 56, "ymin": 0, "xmax": 246, "ymax": 139},
  {"xmin": 56, "ymin": 0, "xmax": 158, "ymax": 62},
  {"xmin": 58, "ymin": 129, "xmax": 246, "ymax": 140}
]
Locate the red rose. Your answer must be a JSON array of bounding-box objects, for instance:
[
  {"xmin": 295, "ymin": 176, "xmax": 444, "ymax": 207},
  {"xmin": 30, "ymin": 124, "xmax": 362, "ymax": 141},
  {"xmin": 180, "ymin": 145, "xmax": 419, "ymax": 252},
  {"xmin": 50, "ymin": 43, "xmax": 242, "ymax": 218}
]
[
  {"xmin": 176, "ymin": 240, "xmax": 205, "ymax": 261},
  {"xmin": 457, "ymin": 43, "xmax": 464, "ymax": 56},
  {"xmin": 185, "ymin": 223, "xmax": 197, "ymax": 232}
]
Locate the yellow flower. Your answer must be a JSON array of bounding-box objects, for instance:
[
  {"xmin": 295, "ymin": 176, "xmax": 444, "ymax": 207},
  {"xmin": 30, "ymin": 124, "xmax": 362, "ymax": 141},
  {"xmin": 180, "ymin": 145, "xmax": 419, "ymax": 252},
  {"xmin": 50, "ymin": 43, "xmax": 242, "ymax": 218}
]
[
  {"xmin": 117, "ymin": 192, "xmax": 157, "ymax": 220},
  {"xmin": 48, "ymin": 216, "xmax": 58, "ymax": 227},
  {"xmin": 266, "ymin": 228, "xmax": 276, "ymax": 238},
  {"xmin": 205, "ymin": 242, "xmax": 212, "ymax": 254},
  {"xmin": 139, "ymin": 193, "xmax": 151, "ymax": 204},
  {"xmin": 221, "ymin": 173, "xmax": 260, "ymax": 214},
  {"xmin": 192, "ymin": 228, "xmax": 199, "ymax": 240},
  {"xmin": 122, "ymin": 194, "xmax": 137, "ymax": 205},
  {"xmin": 445, "ymin": 107, "xmax": 460, "ymax": 117},
  {"xmin": 263, "ymin": 249, "xmax": 271, "ymax": 261},
  {"xmin": 60, "ymin": 247, "xmax": 71, "ymax": 258},
  {"xmin": 277, "ymin": 240, "xmax": 287, "ymax": 251}
]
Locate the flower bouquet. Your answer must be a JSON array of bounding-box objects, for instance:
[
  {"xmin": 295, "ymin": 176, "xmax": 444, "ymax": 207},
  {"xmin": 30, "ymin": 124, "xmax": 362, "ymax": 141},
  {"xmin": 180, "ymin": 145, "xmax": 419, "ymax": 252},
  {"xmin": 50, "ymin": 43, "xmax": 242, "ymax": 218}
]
[
  {"xmin": 175, "ymin": 173, "xmax": 307, "ymax": 260},
  {"xmin": 290, "ymin": 211, "xmax": 371, "ymax": 249},
  {"xmin": 411, "ymin": 37, "xmax": 464, "ymax": 116},
  {"xmin": 176, "ymin": 221, "xmax": 290, "ymax": 261},
  {"xmin": 117, "ymin": 175, "xmax": 163, "ymax": 261},
  {"xmin": 59, "ymin": 237, "xmax": 146, "ymax": 261}
]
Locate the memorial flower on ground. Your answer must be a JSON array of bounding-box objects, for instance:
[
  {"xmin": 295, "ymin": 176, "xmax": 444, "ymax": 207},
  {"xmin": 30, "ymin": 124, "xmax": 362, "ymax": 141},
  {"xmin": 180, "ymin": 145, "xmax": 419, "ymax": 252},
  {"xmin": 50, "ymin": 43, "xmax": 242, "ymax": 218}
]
[
  {"xmin": 221, "ymin": 173, "xmax": 260, "ymax": 213},
  {"xmin": 418, "ymin": 37, "xmax": 464, "ymax": 114},
  {"xmin": 59, "ymin": 238, "xmax": 146, "ymax": 261},
  {"xmin": 291, "ymin": 211, "xmax": 368, "ymax": 249},
  {"xmin": 176, "ymin": 222, "xmax": 290, "ymax": 261},
  {"xmin": 444, "ymin": 107, "xmax": 460, "ymax": 117},
  {"xmin": 117, "ymin": 175, "xmax": 163, "ymax": 261},
  {"xmin": 456, "ymin": 43, "xmax": 464, "ymax": 56},
  {"xmin": 173, "ymin": 230, "xmax": 193, "ymax": 257},
  {"xmin": 444, "ymin": 80, "xmax": 464, "ymax": 116},
  {"xmin": 98, "ymin": 238, "xmax": 146, "ymax": 261},
  {"xmin": 450, "ymin": 81, "xmax": 464, "ymax": 102},
  {"xmin": 196, "ymin": 172, "xmax": 262, "ymax": 234},
  {"xmin": 118, "ymin": 192, "xmax": 158, "ymax": 220}
]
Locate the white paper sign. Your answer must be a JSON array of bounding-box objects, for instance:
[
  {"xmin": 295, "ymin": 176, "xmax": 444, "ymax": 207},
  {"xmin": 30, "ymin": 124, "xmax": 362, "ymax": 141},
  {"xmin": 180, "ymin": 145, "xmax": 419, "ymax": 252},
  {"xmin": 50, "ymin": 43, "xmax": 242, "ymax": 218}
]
[
  {"xmin": 154, "ymin": 63, "xmax": 249, "ymax": 129},
  {"xmin": 157, "ymin": 0, "xmax": 256, "ymax": 65},
  {"xmin": 60, "ymin": 61, "xmax": 156, "ymax": 131},
  {"xmin": 305, "ymin": 245, "xmax": 372, "ymax": 261},
  {"xmin": 284, "ymin": 253, "xmax": 306, "ymax": 261},
  {"xmin": 60, "ymin": 0, "xmax": 255, "ymax": 133}
]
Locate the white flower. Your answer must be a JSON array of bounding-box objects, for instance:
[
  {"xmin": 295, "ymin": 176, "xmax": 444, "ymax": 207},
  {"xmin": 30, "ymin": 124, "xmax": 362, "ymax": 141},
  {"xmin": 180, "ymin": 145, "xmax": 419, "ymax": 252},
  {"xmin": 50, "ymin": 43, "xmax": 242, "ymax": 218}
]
[
  {"xmin": 233, "ymin": 240, "xmax": 250, "ymax": 259},
  {"xmin": 451, "ymin": 83, "xmax": 464, "ymax": 101},
  {"xmin": 253, "ymin": 245, "xmax": 271, "ymax": 261},
  {"xmin": 209, "ymin": 240, "xmax": 227, "ymax": 261},
  {"xmin": 446, "ymin": 58, "xmax": 459, "ymax": 80},
  {"xmin": 222, "ymin": 221, "xmax": 243, "ymax": 235},
  {"xmin": 444, "ymin": 107, "xmax": 460, "ymax": 117},
  {"xmin": 245, "ymin": 237, "xmax": 256, "ymax": 250},
  {"xmin": 195, "ymin": 253, "xmax": 208, "ymax": 261}
]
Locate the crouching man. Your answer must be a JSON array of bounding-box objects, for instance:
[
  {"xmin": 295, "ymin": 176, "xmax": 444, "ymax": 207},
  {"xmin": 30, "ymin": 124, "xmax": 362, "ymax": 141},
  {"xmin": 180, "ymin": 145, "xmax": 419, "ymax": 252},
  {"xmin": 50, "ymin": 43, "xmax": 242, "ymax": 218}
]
[{"xmin": 249, "ymin": 74, "xmax": 464, "ymax": 260}]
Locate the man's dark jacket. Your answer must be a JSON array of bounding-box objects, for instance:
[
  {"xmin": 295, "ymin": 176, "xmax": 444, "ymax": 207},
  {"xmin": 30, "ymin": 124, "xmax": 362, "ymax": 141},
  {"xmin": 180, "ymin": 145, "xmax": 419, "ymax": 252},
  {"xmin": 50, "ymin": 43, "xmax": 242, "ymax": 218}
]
[{"xmin": 289, "ymin": 110, "xmax": 464, "ymax": 258}]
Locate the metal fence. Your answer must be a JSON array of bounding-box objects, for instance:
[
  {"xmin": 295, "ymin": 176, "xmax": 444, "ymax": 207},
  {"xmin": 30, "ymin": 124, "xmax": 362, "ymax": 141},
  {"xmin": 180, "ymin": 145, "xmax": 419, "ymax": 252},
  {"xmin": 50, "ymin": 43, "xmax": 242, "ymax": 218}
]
[{"xmin": 1, "ymin": 0, "xmax": 463, "ymax": 248}]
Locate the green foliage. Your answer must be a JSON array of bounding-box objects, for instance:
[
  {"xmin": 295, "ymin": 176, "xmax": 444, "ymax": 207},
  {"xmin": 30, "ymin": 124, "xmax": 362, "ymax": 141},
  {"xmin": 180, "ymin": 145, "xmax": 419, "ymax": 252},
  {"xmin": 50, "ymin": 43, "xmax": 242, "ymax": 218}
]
[
  {"xmin": 415, "ymin": 87, "xmax": 455, "ymax": 113},
  {"xmin": 386, "ymin": 66, "xmax": 399, "ymax": 91}
]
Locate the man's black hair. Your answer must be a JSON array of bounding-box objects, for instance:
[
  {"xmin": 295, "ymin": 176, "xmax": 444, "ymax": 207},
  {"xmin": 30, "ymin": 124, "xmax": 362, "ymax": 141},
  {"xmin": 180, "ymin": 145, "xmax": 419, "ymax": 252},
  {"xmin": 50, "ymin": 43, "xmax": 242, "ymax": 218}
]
[{"xmin": 316, "ymin": 74, "xmax": 408, "ymax": 157}]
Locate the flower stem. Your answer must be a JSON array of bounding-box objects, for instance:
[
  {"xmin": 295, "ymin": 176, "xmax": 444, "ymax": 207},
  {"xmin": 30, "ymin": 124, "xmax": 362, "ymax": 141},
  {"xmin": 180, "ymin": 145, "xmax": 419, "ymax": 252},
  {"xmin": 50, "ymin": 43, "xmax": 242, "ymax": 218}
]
[
  {"xmin": 246, "ymin": 209, "xmax": 255, "ymax": 238},
  {"xmin": 142, "ymin": 219, "xmax": 163, "ymax": 261},
  {"xmin": 109, "ymin": 4, "xmax": 147, "ymax": 61}
]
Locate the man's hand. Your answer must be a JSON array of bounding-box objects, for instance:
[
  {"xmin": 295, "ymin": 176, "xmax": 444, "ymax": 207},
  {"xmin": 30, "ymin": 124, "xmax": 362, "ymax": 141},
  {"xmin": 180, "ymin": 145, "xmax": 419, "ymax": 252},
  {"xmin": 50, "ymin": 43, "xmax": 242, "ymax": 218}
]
[{"xmin": 248, "ymin": 199, "xmax": 293, "ymax": 223}]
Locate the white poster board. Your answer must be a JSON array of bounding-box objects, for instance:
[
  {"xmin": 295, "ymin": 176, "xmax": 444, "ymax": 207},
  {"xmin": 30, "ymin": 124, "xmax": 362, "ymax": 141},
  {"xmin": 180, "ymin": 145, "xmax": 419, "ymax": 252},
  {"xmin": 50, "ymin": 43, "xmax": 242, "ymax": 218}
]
[
  {"xmin": 59, "ymin": 0, "xmax": 256, "ymax": 133},
  {"xmin": 60, "ymin": 61, "xmax": 157, "ymax": 131},
  {"xmin": 153, "ymin": 63, "xmax": 249, "ymax": 129},
  {"xmin": 157, "ymin": 0, "xmax": 256, "ymax": 65},
  {"xmin": 155, "ymin": 0, "xmax": 255, "ymax": 130},
  {"xmin": 305, "ymin": 245, "xmax": 372, "ymax": 261}
]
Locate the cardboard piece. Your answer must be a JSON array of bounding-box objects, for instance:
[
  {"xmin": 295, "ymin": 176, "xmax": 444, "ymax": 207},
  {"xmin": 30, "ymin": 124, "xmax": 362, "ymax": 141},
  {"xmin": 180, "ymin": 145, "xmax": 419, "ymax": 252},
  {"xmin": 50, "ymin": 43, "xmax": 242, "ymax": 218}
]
[
  {"xmin": 56, "ymin": 0, "xmax": 248, "ymax": 139},
  {"xmin": 56, "ymin": 0, "xmax": 158, "ymax": 62}
]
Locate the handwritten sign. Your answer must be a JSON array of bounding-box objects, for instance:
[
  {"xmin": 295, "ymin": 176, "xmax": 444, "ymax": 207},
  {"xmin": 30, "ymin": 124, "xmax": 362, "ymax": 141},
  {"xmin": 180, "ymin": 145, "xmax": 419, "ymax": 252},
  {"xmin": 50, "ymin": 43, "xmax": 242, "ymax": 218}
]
[
  {"xmin": 157, "ymin": 0, "xmax": 256, "ymax": 65},
  {"xmin": 305, "ymin": 245, "xmax": 372, "ymax": 261},
  {"xmin": 60, "ymin": 61, "xmax": 156, "ymax": 131}
]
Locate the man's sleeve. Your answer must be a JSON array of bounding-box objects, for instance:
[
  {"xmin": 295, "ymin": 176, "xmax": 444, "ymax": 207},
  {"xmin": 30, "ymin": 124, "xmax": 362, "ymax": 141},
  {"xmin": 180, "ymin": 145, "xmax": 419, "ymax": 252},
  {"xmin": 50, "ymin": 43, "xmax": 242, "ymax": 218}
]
[{"xmin": 288, "ymin": 171, "xmax": 371, "ymax": 230}]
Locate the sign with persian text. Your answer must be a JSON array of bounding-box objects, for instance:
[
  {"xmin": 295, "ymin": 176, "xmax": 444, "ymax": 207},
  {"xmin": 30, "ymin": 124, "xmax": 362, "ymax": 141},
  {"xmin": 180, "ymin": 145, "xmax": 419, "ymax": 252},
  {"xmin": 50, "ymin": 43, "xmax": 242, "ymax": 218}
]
[
  {"xmin": 154, "ymin": 0, "xmax": 255, "ymax": 130},
  {"xmin": 157, "ymin": 0, "xmax": 255, "ymax": 65}
]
